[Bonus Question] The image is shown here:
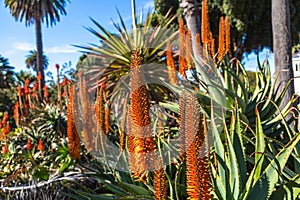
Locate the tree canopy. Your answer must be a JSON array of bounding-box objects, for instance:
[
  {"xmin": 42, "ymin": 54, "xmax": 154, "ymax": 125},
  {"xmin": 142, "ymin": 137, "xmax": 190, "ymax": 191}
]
[
  {"xmin": 25, "ymin": 50, "xmax": 49, "ymax": 72},
  {"xmin": 4, "ymin": 0, "xmax": 69, "ymax": 27},
  {"xmin": 154, "ymin": 0, "xmax": 300, "ymax": 58}
]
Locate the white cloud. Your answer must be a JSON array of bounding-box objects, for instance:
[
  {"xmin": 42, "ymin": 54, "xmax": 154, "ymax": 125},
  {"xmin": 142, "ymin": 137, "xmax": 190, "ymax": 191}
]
[
  {"xmin": 45, "ymin": 45, "xmax": 77, "ymax": 54},
  {"xmin": 4, "ymin": 50, "xmax": 16, "ymax": 55},
  {"xmin": 13, "ymin": 42, "xmax": 35, "ymax": 51},
  {"xmin": 13, "ymin": 42, "xmax": 77, "ymax": 54}
]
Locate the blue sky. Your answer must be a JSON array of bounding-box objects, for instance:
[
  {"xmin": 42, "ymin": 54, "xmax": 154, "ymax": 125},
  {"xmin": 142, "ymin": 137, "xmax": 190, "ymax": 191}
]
[
  {"xmin": 0, "ymin": 0, "xmax": 274, "ymax": 76},
  {"xmin": 0, "ymin": 0, "xmax": 153, "ymax": 73}
]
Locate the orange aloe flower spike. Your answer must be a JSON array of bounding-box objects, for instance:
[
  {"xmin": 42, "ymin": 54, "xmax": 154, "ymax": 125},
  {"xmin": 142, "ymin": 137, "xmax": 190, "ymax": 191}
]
[
  {"xmin": 67, "ymin": 85, "xmax": 81, "ymax": 159},
  {"xmin": 218, "ymin": 16, "xmax": 225, "ymax": 61},
  {"xmin": 225, "ymin": 16, "xmax": 231, "ymax": 54}
]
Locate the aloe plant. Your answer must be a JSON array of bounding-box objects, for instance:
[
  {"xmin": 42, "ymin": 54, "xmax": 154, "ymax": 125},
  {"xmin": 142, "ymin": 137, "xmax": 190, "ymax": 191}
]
[
  {"xmin": 210, "ymin": 103, "xmax": 300, "ymax": 200},
  {"xmin": 65, "ymin": 4, "xmax": 300, "ymax": 200}
]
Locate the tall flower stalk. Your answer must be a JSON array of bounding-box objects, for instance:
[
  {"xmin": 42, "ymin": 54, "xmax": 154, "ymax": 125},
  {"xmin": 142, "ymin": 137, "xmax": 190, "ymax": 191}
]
[
  {"xmin": 128, "ymin": 50, "xmax": 156, "ymax": 181},
  {"xmin": 195, "ymin": 33, "xmax": 201, "ymax": 57},
  {"xmin": 119, "ymin": 101, "xmax": 127, "ymax": 152},
  {"xmin": 179, "ymin": 91, "xmax": 212, "ymax": 199},
  {"xmin": 166, "ymin": 41, "xmax": 178, "ymax": 85},
  {"xmin": 154, "ymin": 163, "xmax": 167, "ymax": 200},
  {"xmin": 67, "ymin": 85, "xmax": 81, "ymax": 160},
  {"xmin": 95, "ymin": 86, "xmax": 107, "ymax": 153},
  {"xmin": 225, "ymin": 16, "xmax": 231, "ymax": 54},
  {"xmin": 179, "ymin": 18, "xmax": 187, "ymax": 77},
  {"xmin": 201, "ymin": 0, "xmax": 210, "ymax": 60},
  {"xmin": 185, "ymin": 30, "xmax": 193, "ymax": 70},
  {"xmin": 105, "ymin": 102, "xmax": 110, "ymax": 134},
  {"xmin": 218, "ymin": 16, "xmax": 225, "ymax": 61},
  {"xmin": 79, "ymin": 72, "xmax": 92, "ymax": 151},
  {"xmin": 96, "ymin": 87, "xmax": 105, "ymax": 133},
  {"xmin": 201, "ymin": 0, "xmax": 209, "ymax": 45}
]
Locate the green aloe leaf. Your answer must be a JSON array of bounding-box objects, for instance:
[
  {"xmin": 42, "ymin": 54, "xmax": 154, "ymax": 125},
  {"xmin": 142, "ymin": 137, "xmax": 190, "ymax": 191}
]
[
  {"xmin": 254, "ymin": 108, "xmax": 266, "ymax": 183},
  {"xmin": 211, "ymin": 108, "xmax": 231, "ymax": 200},
  {"xmin": 232, "ymin": 106, "xmax": 247, "ymax": 188},
  {"xmin": 269, "ymin": 174, "xmax": 300, "ymax": 200},
  {"xmin": 117, "ymin": 181, "xmax": 151, "ymax": 196},
  {"xmin": 226, "ymin": 114, "xmax": 241, "ymax": 199},
  {"xmin": 248, "ymin": 133, "xmax": 300, "ymax": 199}
]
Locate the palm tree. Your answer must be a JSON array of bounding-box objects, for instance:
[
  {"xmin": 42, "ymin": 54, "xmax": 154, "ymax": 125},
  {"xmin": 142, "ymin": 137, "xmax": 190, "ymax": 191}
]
[
  {"xmin": 0, "ymin": 55, "xmax": 15, "ymax": 88},
  {"xmin": 272, "ymin": 0, "xmax": 295, "ymax": 109},
  {"xmin": 25, "ymin": 50, "xmax": 49, "ymax": 73},
  {"xmin": 5, "ymin": 0, "xmax": 69, "ymax": 89},
  {"xmin": 0, "ymin": 55, "xmax": 15, "ymax": 113}
]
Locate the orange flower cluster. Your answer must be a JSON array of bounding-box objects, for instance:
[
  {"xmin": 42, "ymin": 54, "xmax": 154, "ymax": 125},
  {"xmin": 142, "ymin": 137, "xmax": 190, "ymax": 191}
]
[
  {"xmin": 1, "ymin": 112, "xmax": 10, "ymax": 155},
  {"xmin": 1, "ymin": 112, "xmax": 10, "ymax": 136},
  {"xmin": 67, "ymin": 85, "xmax": 81, "ymax": 160},
  {"xmin": 225, "ymin": 16, "xmax": 231, "ymax": 54},
  {"xmin": 179, "ymin": 93, "xmax": 187, "ymax": 161},
  {"xmin": 218, "ymin": 17, "xmax": 225, "ymax": 61},
  {"xmin": 37, "ymin": 71, "xmax": 42, "ymax": 81},
  {"xmin": 185, "ymin": 30, "xmax": 193, "ymax": 70},
  {"xmin": 13, "ymin": 102, "xmax": 19, "ymax": 127},
  {"xmin": 61, "ymin": 77, "xmax": 70, "ymax": 98},
  {"xmin": 166, "ymin": 41, "xmax": 178, "ymax": 85},
  {"xmin": 78, "ymin": 72, "xmax": 93, "ymax": 152},
  {"xmin": 179, "ymin": 18, "xmax": 196, "ymax": 77},
  {"xmin": 119, "ymin": 101, "xmax": 127, "ymax": 152},
  {"xmin": 43, "ymin": 85, "xmax": 49, "ymax": 101},
  {"xmin": 95, "ymin": 87, "xmax": 104, "ymax": 125},
  {"xmin": 209, "ymin": 32, "xmax": 215, "ymax": 58},
  {"xmin": 105, "ymin": 103, "xmax": 110, "ymax": 134},
  {"xmin": 94, "ymin": 86, "xmax": 106, "ymax": 152},
  {"xmin": 154, "ymin": 165, "xmax": 167, "ymax": 200},
  {"xmin": 37, "ymin": 71, "xmax": 42, "ymax": 93},
  {"xmin": 24, "ymin": 78, "xmax": 30, "ymax": 95},
  {"xmin": 128, "ymin": 50, "xmax": 156, "ymax": 181},
  {"xmin": 15, "ymin": 73, "xmax": 72, "ymax": 129},
  {"xmin": 32, "ymin": 80, "xmax": 39, "ymax": 100},
  {"xmin": 37, "ymin": 139, "xmax": 44, "ymax": 151},
  {"xmin": 179, "ymin": 91, "xmax": 212, "ymax": 200},
  {"xmin": 201, "ymin": 0, "xmax": 215, "ymax": 60},
  {"xmin": 218, "ymin": 16, "xmax": 231, "ymax": 60},
  {"xmin": 26, "ymin": 137, "xmax": 33, "ymax": 151},
  {"xmin": 2, "ymin": 143, "xmax": 8, "ymax": 154},
  {"xmin": 25, "ymin": 137, "xmax": 44, "ymax": 152},
  {"xmin": 201, "ymin": 0, "xmax": 209, "ymax": 45},
  {"xmin": 195, "ymin": 33, "xmax": 201, "ymax": 57},
  {"xmin": 179, "ymin": 18, "xmax": 187, "ymax": 77}
]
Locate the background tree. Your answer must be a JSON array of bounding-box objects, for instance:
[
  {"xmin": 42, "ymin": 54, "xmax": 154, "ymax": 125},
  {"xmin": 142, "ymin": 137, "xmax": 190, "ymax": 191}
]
[
  {"xmin": 0, "ymin": 55, "xmax": 14, "ymax": 88},
  {"xmin": 272, "ymin": 0, "xmax": 294, "ymax": 109},
  {"xmin": 25, "ymin": 50, "xmax": 49, "ymax": 73},
  {"xmin": 154, "ymin": 0, "xmax": 180, "ymax": 28},
  {"xmin": 0, "ymin": 55, "xmax": 15, "ymax": 114},
  {"xmin": 154, "ymin": 0, "xmax": 300, "ymax": 60},
  {"xmin": 179, "ymin": 0, "xmax": 201, "ymax": 37},
  {"xmin": 5, "ymin": 0, "xmax": 69, "ymax": 90}
]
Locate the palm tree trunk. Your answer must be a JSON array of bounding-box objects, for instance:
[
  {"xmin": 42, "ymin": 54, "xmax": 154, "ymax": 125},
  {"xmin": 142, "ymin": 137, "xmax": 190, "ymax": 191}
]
[
  {"xmin": 272, "ymin": 0, "xmax": 294, "ymax": 105},
  {"xmin": 35, "ymin": 17, "xmax": 45, "ymax": 92},
  {"xmin": 272, "ymin": 0, "xmax": 300, "ymax": 132},
  {"xmin": 180, "ymin": 0, "xmax": 201, "ymax": 68},
  {"xmin": 180, "ymin": 0, "xmax": 201, "ymax": 37}
]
